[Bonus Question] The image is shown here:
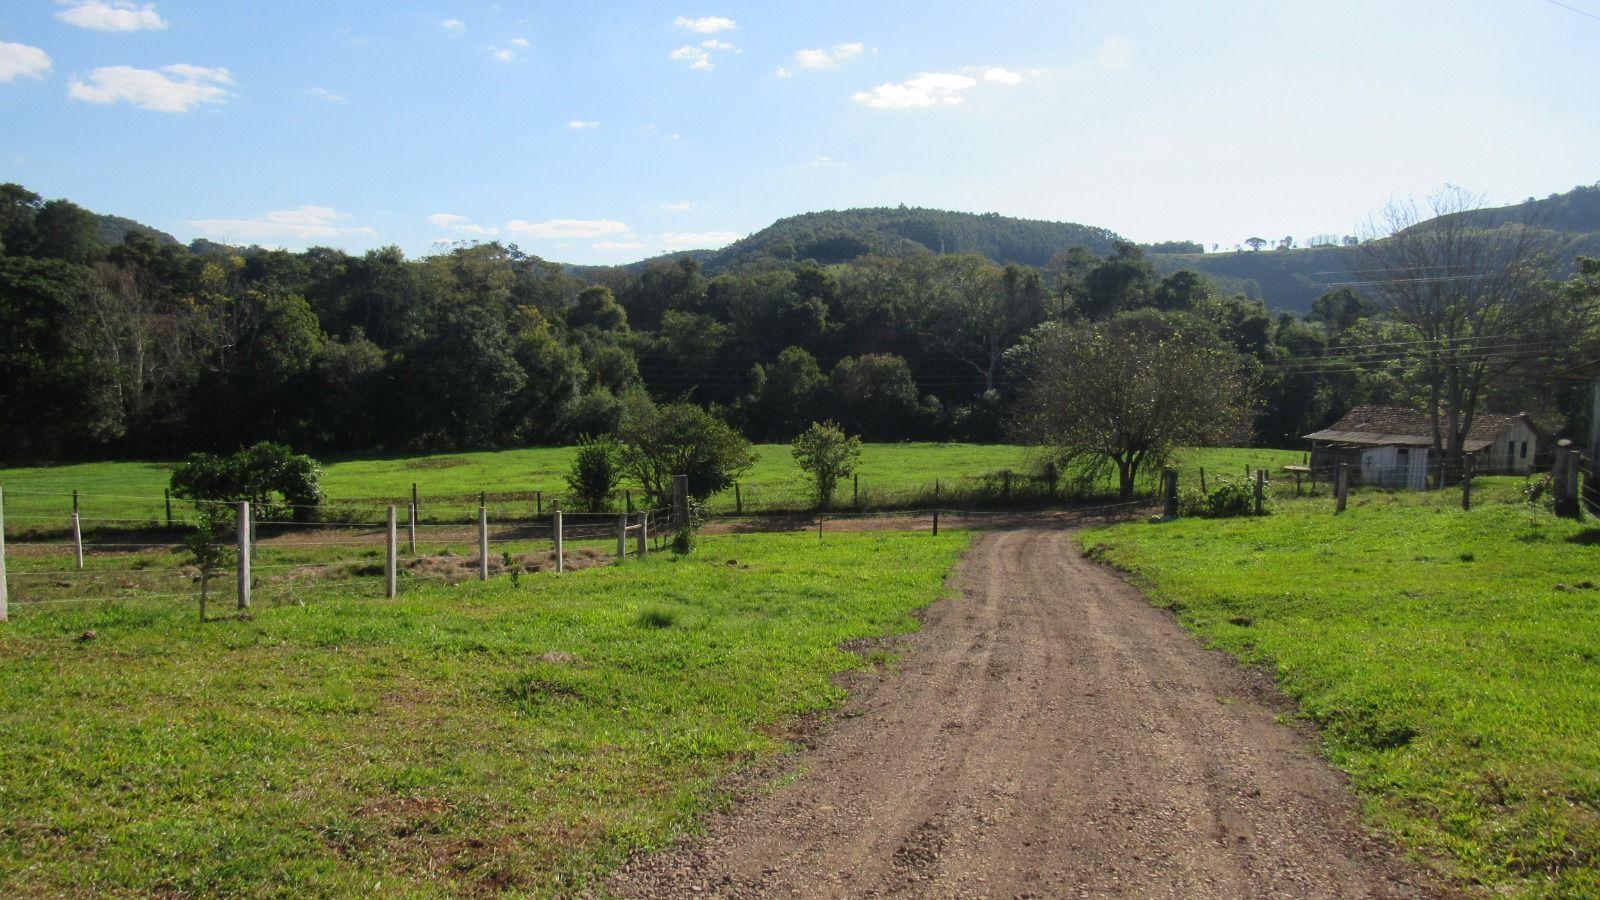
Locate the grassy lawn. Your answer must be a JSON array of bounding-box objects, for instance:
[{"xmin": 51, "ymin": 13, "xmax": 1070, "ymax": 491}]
[
  {"xmin": 0, "ymin": 444, "xmax": 1304, "ymax": 529},
  {"xmin": 1082, "ymin": 479, "xmax": 1600, "ymax": 896},
  {"xmin": 0, "ymin": 529, "xmax": 970, "ymax": 896}
]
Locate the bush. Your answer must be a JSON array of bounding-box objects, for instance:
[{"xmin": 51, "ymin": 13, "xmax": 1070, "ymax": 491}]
[
  {"xmin": 669, "ymin": 528, "xmax": 695, "ymax": 557},
  {"xmin": 792, "ymin": 421, "xmax": 862, "ymax": 511},
  {"xmin": 1180, "ymin": 477, "xmax": 1271, "ymax": 518},
  {"xmin": 170, "ymin": 442, "xmax": 323, "ymax": 522},
  {"xmin": 565, "ymin": 435, "xmax": 620, "ymax": 513},
  {"xmin": 617, "ymin": 402, "xmax": 755, "ymax": 507}
]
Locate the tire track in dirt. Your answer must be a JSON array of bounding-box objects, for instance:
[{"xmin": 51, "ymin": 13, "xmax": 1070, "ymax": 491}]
[{"xmin": 604, "ymin": 528, "xmax": 1442, "ymax": 898}]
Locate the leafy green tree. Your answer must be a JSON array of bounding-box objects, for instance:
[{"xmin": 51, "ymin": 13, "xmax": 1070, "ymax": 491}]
[
  {"xmin": 791, "ymin": 421, "xmax": 862, "ymax": 510},
  {"xmin": 832, "ymin": 353, "xmax": 923, "ymax": 440},
  {"xmin": 185, "ymin": 505, "xmax": 236, "ymax": 622},
  {"xmin": 745, "ymin": 346, "xmax": 828, "ymax": 440},
  {"xmin": 567, "ymin": 285, "xmax": 629, "ymax": 332},
  {"xmin": 1306, "ymin": 287, "xmax": 1377, "ymax": 334},
  {"xmin": 1152, "ymin": 270, "xmax": 1213, "ymax": 312},
  {"xmin": 170, "ymin": 442, "xmax": 324, "ymax": 522},
  {"xmin": 616, "ymin": 403, "xmax": 755, "ymax": 506},
  {"xmin": 1245, "ymin": 237, "xmax": 1267, "ymax": 252},
  {"xmin": 1014, "ymin": 318, "xmax": 1254, "ymax": 499}
]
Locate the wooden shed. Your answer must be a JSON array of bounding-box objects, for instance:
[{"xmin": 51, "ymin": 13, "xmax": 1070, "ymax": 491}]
[{"xmin": 1304, "ymin": 405, "xmax": 1543, "ymax": 489}]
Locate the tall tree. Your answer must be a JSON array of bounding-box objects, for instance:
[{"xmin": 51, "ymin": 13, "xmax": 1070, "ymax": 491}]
[
  {"xmin": 1359, "ymin": 187, "xmax": 1567, "ymax": 464},
  {"xmin": 1013, "ymin": 319, "xmax": 1253, "ymax": 498}
]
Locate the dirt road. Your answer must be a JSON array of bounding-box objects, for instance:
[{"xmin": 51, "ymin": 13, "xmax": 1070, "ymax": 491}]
[{"xmin": 606, "ymin": 527, "xmax": 1438, "ymax": 898}]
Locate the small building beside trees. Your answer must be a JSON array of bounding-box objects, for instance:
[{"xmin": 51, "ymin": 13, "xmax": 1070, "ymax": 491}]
[{"xmin": 1305, "ymin": 405, "xmax": 1543, "ymax": 489}]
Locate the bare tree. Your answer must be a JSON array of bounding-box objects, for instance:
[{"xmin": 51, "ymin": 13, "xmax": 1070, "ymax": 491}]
[
  {"xmin": 1359, "ymin": 187, "xmax": 1564, "ymax": 465},
  {"xmin": 1013, "ymin": 320, "xmax": 1254, "ymax": 499}
]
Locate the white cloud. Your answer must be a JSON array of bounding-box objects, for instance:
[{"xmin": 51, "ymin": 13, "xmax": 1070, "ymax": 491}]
[
  {"xmin": 427, "ymin": 213, "xmax": 498, "ymax": 236},
  {"xmin": 976, "ymin": 66, "xmax": 1022, "ymax": 85},
  {"xmin": 306, "ymin": 86, "xmax": 345, "ymax": 102},
  {"xmin": 794, "ymin": 42, "xmax": 864, "ymax": 69},
  {"xmin": 0, "ymin": 42, "xmax": 52, "ymax": 83},
  {"xmin": 673, "ymin": 15, "xmax": 735, "ymax": 34},
  {"xmin": 188, "ymin": 206, "xmax": 376, "ymax": 243},
  {"xmin": 490, "ymin": 47, "xmax": 514, "ymax": 62},
  {"xmin": 852, "ymin": 72, "xmax": 976, "ymax": 110},
  {"xmin": 507, "ymin": 218, "xmax": 631, "ymax": 239},
  {"xmin": 566, "ymin": 119, "xmax": 600, "ymax": 130},
  {"xmin": 1097, "ymin": 34, "xmax": 1132, "ymax": 71},
  {"xmin": 593, "ymin": 240, "xmax": 645, "ymax": 251},
  {"xmin": 809, "ymin": 155, "xmax": 846, "ymax": 168},
  {"xmin": 56, "ymin": 1, "xmax": 166, "ymax": 32},
  {"xmin": 700, "ymin": 38, "xmax": 736, "ymax": 51},
  {"xmin": 510, "ymin": 37, "xmax": 529, "ymax": 48},
  {"xmin": 68, "ymin": 64, "xmax": 233, "ymax": 113},
  {"xmin": 662, "ymin": 201, "xmax": 695, "ymax": 212},
  {"xmin": 660, "ymin": 230, "xmax": 740, "ymax": 249},
  {"xmin": 670, "ymin": 44, "xmax": 713, "ymax": 70},
  {"xmin": 440, "ymin": 18, "xmax": 466, "ymax": 34},
  {"xmin": 774, "ymin": 66, "xmax": 791, "ymax": 78}
]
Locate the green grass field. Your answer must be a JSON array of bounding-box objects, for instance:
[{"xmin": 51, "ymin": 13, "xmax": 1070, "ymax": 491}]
[
  {"xmin": 0, "ymin": 529, "xmax": 970, "ymax": 895},
  {"xmin": 0, "ymin": 444, "xmax": 1304, "ymax": 531},
  {"xmin": 1083, "ymin": 478, "xmax": 1600, "ymax": 896}
]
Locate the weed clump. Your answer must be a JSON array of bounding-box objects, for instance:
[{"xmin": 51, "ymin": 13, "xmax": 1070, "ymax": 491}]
[
  {"xmin": 669, "ymin": 528, "xmax": 695, "ymax": 557},
  {"xmin": 637, "ymin": 606, "xmax": 676, "ymax": 629},
  {"xmin": 1179, "ymin": 477, "xmax": 1271, "ymax": 518}
]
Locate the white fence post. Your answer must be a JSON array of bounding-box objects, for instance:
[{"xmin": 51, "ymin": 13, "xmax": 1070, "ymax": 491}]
[
  {"xmin": 385, "ymin": 505, "xmax": 398, "ymax": 599},
  {"xmin": 0, "ymin": 486, "xmax": 9, "ymax": 622},
  {"xmin": 616, "ymin": 514, "xmax": 627, "ymax": 563},
  {"xmin": 71, "ymin": 511, "xmax": 84, "ymax": 570},
  {"xmin": 237, "ymin": 501, "xmax": 252, "ymax": 609},
  {"xmin": 553, "ymin": 508, "xmax": 564, "ymax": 573},
  {"xmin": 478, "ymin": 504, "xmax": 489, "ymax": 581}
]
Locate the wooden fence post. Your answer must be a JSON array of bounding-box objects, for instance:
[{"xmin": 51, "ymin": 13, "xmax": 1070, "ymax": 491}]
[
  {"xmin": 1045, "ymin": 461, "xmax": 1058, "ymax": 502},
  {"xmin": 1254, "ymin": 469, "xmax": 1265, "ymax": 515},
  {"xmin": 0, "ymin": 486, "xmax": 9, "ymax": 622},
  {"xmin": 616, "ymin": 514, "xmax": 627, "ymax": 563},
  {"xmin": 853, "ymin": 473, "xmax": 859, "ymax": 508},
  {"xmin": 932, "ymin": 508, "xmax": 939, "ymax": 536},
  {"xmin": 1002, "ymin": 470, "xmax": 1012, "ymax": 505},
  {"xmin": 236, "ymin": 501, "xmax": 251, "ymax": 609},
  {"xmin": 1335, "ymin": 463, "xmax": 1349, "ymax": 513},
  {"xmin": 626, "ymin": 490, "xmax": 634, "ymax": 514},
  {"xmin": 734, "ymin": 481, "xmax": 742, "ymax": 515},
  {"xmin": 71, "ymin": 512, "xmax": 84, "ymax": 570},
  {"xmin": 1162, "ymin": 467, "xmax": 1179, "ymax": 518},
  {"xmin": 536, "ymin": 490, "xmax": 543, "ymax": 517},
  {"xmin": 412, "ymin": 483, "xmax": 420, "ymax": 521},
  {"xmin": 165, "ymin": 488, "xmax": 173, "ymax": 527},
  {"xmin": 1199, "ymin": 467, "xmax": 1207, "ymax": 494},
  {"xmin": 553, "ymin": 508, "xmax": 564, "ymax": 573},
  {"xmin": 1553, "ymin": 440, "xmax": 1580, "ymax": 518},
  {"xmin": 1462, "ymin": 457, "xmax": 1474, "ymax": 511},
  {"xmin": 637, "ymin": 511, "xmax": 648, "ymax": 557},
  {"xmin": 478, "ymin": 504, "xmax": 489, "ymax": 581},
  {"xmin": 385, "ymin": 506, "xmax": 398, "ymax": 599},
  {"xmin": 408, "ymin": 503, "xmax": 417, "ymax": 556},
  {"xmin": 673, "ymin": 474, "xmax": 689, "ymax": 526}
]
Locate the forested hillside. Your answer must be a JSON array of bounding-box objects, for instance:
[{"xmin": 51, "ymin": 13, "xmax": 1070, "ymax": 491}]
[
  {"xmin": 696, "ymin": 207, "xmax": 1123, "ymax": 271},
  {"xmin": 2, "ymin": 181, "xmax": 1595, "ymax": 464}
]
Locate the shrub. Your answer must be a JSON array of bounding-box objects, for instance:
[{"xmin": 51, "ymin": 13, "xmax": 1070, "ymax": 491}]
[
  {"xmin": 791, "ymin": 421, "xmax": 862, "ymax": 511},
  {"xmin": 565, "ymin": 435, "xmax": 620, "ymax": 513},
  {"xmin": 669, "ymin": 528, "xmax": 695, "ymax": 557},
  {"xmin": 1180, "ymin": 477, "xmax": 1271, "ymax": 518},
  {"xmin": 170, "ymin": 442, "xmax": 323, "ymax": 522}
]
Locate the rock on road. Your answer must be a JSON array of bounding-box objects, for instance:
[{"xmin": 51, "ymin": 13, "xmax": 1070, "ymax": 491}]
[{"xmin": 606, "ymin": 528, "xmax": 1440, "ymax": 898}]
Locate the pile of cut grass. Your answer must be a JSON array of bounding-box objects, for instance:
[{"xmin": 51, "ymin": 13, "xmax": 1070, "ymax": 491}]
[
  {"xmin": 0, "ymin": 530, "xmax": 969, "ymax": 895},
  {"xmin": 1083, "ymin": 478, "xmax": 1600, "ymax": 895}
]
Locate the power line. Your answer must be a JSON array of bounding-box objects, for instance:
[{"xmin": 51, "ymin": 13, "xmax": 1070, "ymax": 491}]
[{"xmin": 1542, "ymin": 0, "xmax": 1600, "ymax": 22}]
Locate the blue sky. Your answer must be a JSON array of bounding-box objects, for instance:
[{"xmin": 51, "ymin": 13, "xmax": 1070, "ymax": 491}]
[{"xmin": 1, "ymin": 0, "xmax": 1597, "ymax": 263}]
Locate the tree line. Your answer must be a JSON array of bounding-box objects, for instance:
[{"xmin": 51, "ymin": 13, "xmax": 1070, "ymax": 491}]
[{"xmin": 2, "ymin": 182, "xmax": 1595, "ymax": 466}]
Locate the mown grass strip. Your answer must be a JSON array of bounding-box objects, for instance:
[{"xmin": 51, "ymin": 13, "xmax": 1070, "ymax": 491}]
[{"xmin": 1082, "ymin": 479, "xmax": 1600, "ymax": 896}]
